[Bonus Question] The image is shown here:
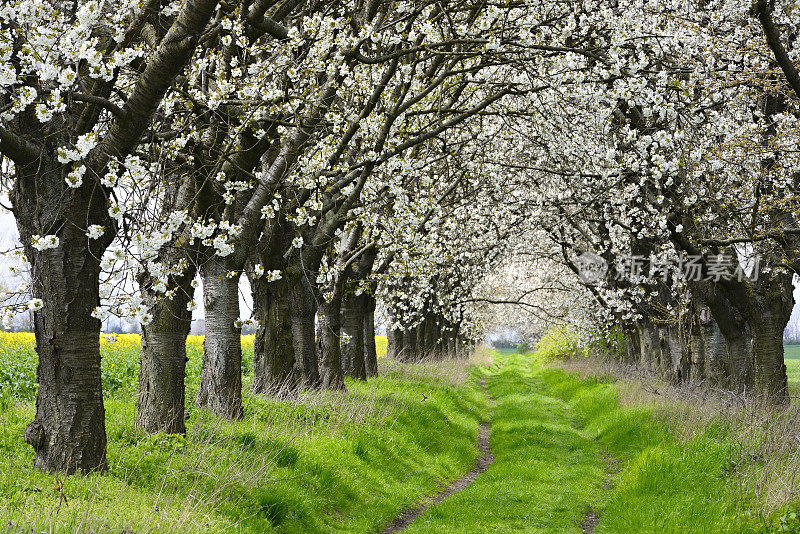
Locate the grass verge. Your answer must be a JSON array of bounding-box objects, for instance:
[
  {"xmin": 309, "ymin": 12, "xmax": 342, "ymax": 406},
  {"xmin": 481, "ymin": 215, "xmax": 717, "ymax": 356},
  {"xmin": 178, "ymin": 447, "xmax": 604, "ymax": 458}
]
[
  {"xmin": 545, "ymin": 357, "xmax": 800, "ymax": 533},
  {"xmin": 406, "ymin": 350, "xmax": 800, "ymax": 533},
  {"xmin": 0, "ymin": 356, "xmax": 484, "ymax": 533}
]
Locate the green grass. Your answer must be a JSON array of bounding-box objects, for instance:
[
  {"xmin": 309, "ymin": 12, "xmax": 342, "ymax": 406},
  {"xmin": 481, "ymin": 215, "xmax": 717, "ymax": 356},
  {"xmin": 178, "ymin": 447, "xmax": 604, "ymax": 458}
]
[
  {"xmin": 3, "ymin": 338, "xmax": 800, "ymax": 532},
  {"xmin": 0, "ymin": 349, "xmax": 485, "ymax": 532},
  {"xmin": 784, "ymin": 345, "xmax": 800, "ymax": 389},
  {"xmin": 404, "ymin": 354, "xmax": 604, "ymax": 533},
  {"xmin": 539, "ymin": 365, "xmax": 743, "ymax": 533},
  {"xmin": 786, "ymin": 359, "xmax": 800, "ymax": 387},
  {"xmin": 539, "ymin": 355, "xmax": 800, "ymax": 533},
  {"xmin": 405, "ymin": 352, "xmax": 798, "ymax": 533},
  {"xmin": 784, "ymin": 345, "xmax": 800, "ymax": 360}
]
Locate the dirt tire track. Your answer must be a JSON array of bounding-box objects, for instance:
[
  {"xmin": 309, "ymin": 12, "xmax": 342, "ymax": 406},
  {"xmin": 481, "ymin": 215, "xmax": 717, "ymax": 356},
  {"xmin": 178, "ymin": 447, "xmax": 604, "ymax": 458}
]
[
  {"xmin": 580, "ymin": 450, "xmax": 619, "ymax": 533},
  {"xmin": 379, "ymin": 375, "xmax": 496, "ymax": 533}
]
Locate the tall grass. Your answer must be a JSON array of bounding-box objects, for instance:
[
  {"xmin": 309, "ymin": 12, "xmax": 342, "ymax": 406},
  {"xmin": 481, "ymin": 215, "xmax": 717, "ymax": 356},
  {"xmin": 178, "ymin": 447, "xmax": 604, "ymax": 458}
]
[{"xmin": 550, "ymin": 356, "xmax": 800, "ymax": 531}]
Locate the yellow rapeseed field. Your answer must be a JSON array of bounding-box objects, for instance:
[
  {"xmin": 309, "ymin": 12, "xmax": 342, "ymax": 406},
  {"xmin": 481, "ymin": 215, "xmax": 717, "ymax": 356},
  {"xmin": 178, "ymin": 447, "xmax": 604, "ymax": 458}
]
[{"xmin": 0, "ymin": 332, "xmax": 384, "ymax": 399}]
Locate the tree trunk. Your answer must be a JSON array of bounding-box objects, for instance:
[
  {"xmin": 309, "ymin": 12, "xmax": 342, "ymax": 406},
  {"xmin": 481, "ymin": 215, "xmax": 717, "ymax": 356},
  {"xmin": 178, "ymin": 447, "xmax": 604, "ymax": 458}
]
[
  {"xmin": 290, "ymin": 276, "xmax": 319, "ymax": 387},
  {"xmin": 656, "ymin": 327, "xmax": 670, "ymax": 378},
  {"xmin": 456, "ymin": 334, "xmax": 467, "ymax": 359},
  {"xmin": 696, "ymin": 288, "xmax": 754, "ymax": 394},
  {"xmin": 690, "ymin": 307, "xmax": 729, "ymax": 388},
  {"xmin": 403, "ymin": 327, "xmax": 417, "ymax": 362},
  {"xmin": 416, "ymin": 319, "xmax": 427, "ymax": 360},
  {"xmin": 197, "ymin": 258, "xmax": 243, "ymax": 419},
  {"xmin": 252, "ymin": 272, "xmax": 295, "ymax": 395},
  {"xmin": 341, "ymin": 292, "xmax": 366, "ymax": 379},
  {"xmin": 251, "ymin": 269, "xmax": 321, "ymax": 395},
  {"xmin": 452, "ymin": 322, "xmax": 464, "ymax": 359},
  {"xmin": 363, "ymin": 293, "xmax": 378, "ymax": 377},
  {"xmin": 445, "ymin": 330, "xmax": 456, "ymax": 359},
  {"xmin": 723, "ymin": 328, "xmax": 753, "ymax": 394},
  {"xmin": 752, "ymin": 319, "xmax": 789, "ymax": 402},
  {"xmin": 388, "ymin": 328, "xmax": 404, "ymax": 360},
  {"xmin": 636, "ymin": 322, "xmax": 658, "ymax": 370},
  {"xmin": 670, "ymin": 326, "xmax": 691, "ymax": 383},
  {"xmin": 751, "ymin": 287, "xmax": 793, "ymax": 402},
  {"xmin": 22, "ymin": 240, "xmax": 107, "ymax": 473},
  {"xmin": 433, "ymin": 318, "xmax": 443, "ymax": 360},
  {"xmin": 623, "ymin": 325, "xmax": 641, "ymax": 364},
  {"xmin": 689, "ymin": 270, "xmax": 793, "ymax": 399},
  {"xmin": 136, "ymin": 275, "xmax": 194, "ymax": 434},
  {"xmin": 424, "ymin": 315, "xmax": 437, "ymax": 360},
  {"xmin": 317, "ymin": 297, "xmax": 345, "ymax": 390}
]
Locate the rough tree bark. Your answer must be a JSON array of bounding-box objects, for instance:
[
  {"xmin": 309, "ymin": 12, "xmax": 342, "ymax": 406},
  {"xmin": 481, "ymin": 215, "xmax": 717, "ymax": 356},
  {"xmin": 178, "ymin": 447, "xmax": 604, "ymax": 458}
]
[
  {"xmin": 690, "ymin": 304, "xmax": 729, "ymax": 388},
  {"xmin": 317, "ymin": 296, "xmax": 345, "ymax": 390},
  {"xmin": 667, "ymin": 326, "xmax": 691, "ymax": 383},
  {"xmin": 423, "ymin": 315, "xmax": 437, "ymax": 360},
  {"xmin": 431, "ymin": 317, "xmax": 443, "ymax": 360},
  {"xmin": 19, "ymin": 226, "xmax": 108, "ymax": 473},
  {"xmin": 363, "ymin": 292, "xmax": 378, "ymax": 377},
  {"xmin": 339, "ymin": 248, "xmax": 377, "ymax": 378},
  {"xmin": 403, "ymin": 327, "xmax": 418, "ymax": 362},
  {"xmin": 691, "ymin": 277, "xmax": 756, "ymax": 395},
  {"xmin": 197, "ymin": 257, "xmax": 243, "ymax": 419},
  {"xmin": 636, "ymin": 321, "xmax": 659, "ymax": 370},
  {"xmin": 290, "ymin": 276, "xmax": 319, "ymax": 387},
  {"xmin": 415, "ymin": 318, "xmax": 427, "ymax": 360},
  {"xmin": 692, "ymin": 271, "xmax": 794, "ymax": 400},
  {"xmin": 388, "ymin": 328, "xmax": 404, "ymax": 360},
  {"xmin": 445, "ymin": 330, "xmax": 456, "ymax": 359},
  {"xmin": 656, "ymin": 327, "xmax": 670, "ymax": 377},
  {"xmin": 453, "ymin": 322, "xmax": 466, "ymax": 359},
  {"xmin": 251, "ymin": 265, "xmax": 320, "ymax": 395},
  {"xmin": 6, "ymin": 0, "xmax": 219, "ymax": 473},
  {"xmin": 750, "ymin": 280, "xmax": 794, "ymax": 402},
  {"xmin": 705, "ymin": 301, "xmax": 753, "ymax": 394},
  {"xmin": 251, "ymin": 273, "xmax": 297, "ymax": 395},
  {"xmin": 136, "ymin": 269, "xmax": 195, "ymax": 434},
  {"xmin": 341, "ymin": 291, "xmax": 367, "ymax": 379},
  {"xmin": 622, "ymin": 324, "xmax": 641, "ymax": 364}
]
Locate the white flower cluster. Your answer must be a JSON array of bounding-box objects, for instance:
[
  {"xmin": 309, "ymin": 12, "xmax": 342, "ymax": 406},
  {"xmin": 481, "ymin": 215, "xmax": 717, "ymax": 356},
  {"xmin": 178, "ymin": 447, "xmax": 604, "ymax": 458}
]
[
  {"xmin": 234, "ymin": 317, "xmax": 259, "ymax": 329},
  {"xmin": 86, "ymin": 225, "xmax": 105, "ymax": 239},
  {"xmin": 31, "ymin": 235, "xmax": 59, "ymax": 251}
]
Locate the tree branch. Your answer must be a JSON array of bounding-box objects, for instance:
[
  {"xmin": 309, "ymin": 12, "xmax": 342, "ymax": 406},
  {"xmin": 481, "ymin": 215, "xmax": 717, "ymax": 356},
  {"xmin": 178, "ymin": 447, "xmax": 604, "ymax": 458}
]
[
  {"xmin": 0, "ymin": 124, "xmax": 42, "ymax": 166},
  {"xmin": 90, "ymin": 0, "xmax": 220, "ymax": 171},
  {"xmin": 246, "ymin": 0, "xmax": 304, "ymax": 41},
  {"xmin": 72, "ymin": 93, "xmax": 126, "ymax": 120},
  {"xmin": 755, "ymin": 0, "xmax": 800, "ymax": 99}
]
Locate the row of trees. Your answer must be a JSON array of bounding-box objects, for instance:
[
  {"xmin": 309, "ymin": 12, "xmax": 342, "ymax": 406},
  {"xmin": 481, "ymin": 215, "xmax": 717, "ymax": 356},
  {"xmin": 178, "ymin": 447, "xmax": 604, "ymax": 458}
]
[
  {"xmin": 3, "ymin": 0, "xmax": 800, "ymax": 474},
  {"xmin": 0, "ymin": 0, "xmax": 566, "ymax": 473},
  {"xmin": 476, "ymin": 0, "xmax": 800, "ymax": 404}
]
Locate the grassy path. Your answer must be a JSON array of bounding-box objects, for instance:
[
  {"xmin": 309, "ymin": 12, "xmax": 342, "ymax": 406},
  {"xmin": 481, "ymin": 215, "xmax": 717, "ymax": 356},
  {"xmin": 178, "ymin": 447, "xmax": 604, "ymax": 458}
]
[
  {"xmin": 0, "ymin": 345, "xmax": 779, "ymax": 532},
  {"xmin": 388, "ymin": 351, "xmax": 777, "ymax": 533},
  {"xmin": 0, "ymin": 358, "xmax": 488, "ymax": 533},
  {"xmin": 380, "ymin": 376, "xmax": 497, "ymax": 533},
  {"xmin": 394, "ymin": 353, "xmax": 606, "ymax": 533}
]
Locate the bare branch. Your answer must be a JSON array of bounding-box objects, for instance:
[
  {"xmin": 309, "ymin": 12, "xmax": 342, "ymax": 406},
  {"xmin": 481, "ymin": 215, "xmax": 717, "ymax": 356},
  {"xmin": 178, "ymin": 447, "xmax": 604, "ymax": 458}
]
[{"xmin": 72, "ymin": 93, "xmax": 126, "ymax": 120}]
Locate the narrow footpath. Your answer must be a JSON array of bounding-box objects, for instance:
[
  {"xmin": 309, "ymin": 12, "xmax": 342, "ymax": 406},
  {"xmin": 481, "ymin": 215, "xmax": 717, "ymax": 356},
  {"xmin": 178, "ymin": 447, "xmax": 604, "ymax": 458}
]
[
  {"xmin": 379, "ymin": 354, "xmax": 607, "ymax": 533},
  {"xmin": 380, "ymin": 376, "xmax": 498, "ymax": 533}
]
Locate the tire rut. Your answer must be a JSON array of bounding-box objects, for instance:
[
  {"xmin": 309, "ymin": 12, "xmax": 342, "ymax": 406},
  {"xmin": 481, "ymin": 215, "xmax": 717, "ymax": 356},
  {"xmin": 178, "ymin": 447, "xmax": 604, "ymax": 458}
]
[
  {"xmin": 379, "ymin": 375, "xmax": 496, "ymax": 533},
  {"xmin": 580, "ymin": 450, "xmax": 619, "ymax": 533}
]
